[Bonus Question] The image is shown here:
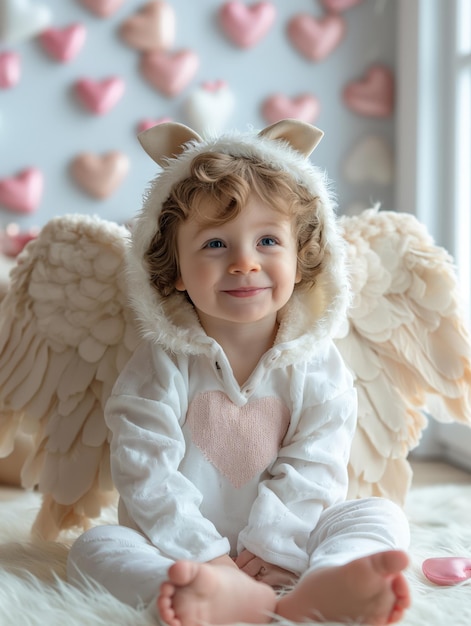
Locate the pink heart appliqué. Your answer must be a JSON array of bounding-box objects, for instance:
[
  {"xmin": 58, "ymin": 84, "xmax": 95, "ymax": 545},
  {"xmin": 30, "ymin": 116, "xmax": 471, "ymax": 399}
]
[
  {"xmin": 423, "ymin": 557, "xmax": 471, "ymax": 586},
  {"xmin": 186, "ymin": 391, "xmax": 290, "ymax": 488},
  {"xmin": 74, "ymin": 77, "xmax": 125, "ymax": 115},
  {"xmin": 140, "ymin": 49, "xmax": 199, "ymax": 97},
  {"xmin": 287, "ymin": 14, "xmax": 345, "ymax": 61},
  {"xmin": 261, "ymin": 93, "xmax": 320, "ymax": 125},
  {"xmin": 343, "ymin": 65, "xmax": 395, "ymax": 117},
  {"xmin": 219, "ymin": 1, "xmax": 276, "ymax": 49},
  {"xmin": 120, "ymin": 0, "xmax": 175, "ymax": 52},
  {"xmin": 0, "ymin": 52, "xmax": 21, "ymax": 89},
  {"xmin": 39, "ymin": 23, "xmax": 87, "ymax": 63},
  {"xmin": 0, "ymin": 168, "xmax": 44, "ymax": 214},
  {"xmin": 321, "ymin": 0, "xmax": 364, "ymax": 12},
  {"xmin": 79, "ymin": 0, "xmax": 124, "ymax": 18},
  {"xmin": 70, "ymin": 151, "xmax": 130, "ymax": 199}
]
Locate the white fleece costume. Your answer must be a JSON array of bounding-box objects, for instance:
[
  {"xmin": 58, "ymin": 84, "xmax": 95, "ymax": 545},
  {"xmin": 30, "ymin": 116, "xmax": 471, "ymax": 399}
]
[{"xmin": 67, "ymin": 120, "xmax": 409, "ymax": 612}]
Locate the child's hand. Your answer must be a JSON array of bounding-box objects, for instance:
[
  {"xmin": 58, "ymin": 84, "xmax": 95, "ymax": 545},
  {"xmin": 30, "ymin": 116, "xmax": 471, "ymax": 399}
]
[{"xmin": 234, "ymin": 550, "xmax": 298, "ymax": 588}]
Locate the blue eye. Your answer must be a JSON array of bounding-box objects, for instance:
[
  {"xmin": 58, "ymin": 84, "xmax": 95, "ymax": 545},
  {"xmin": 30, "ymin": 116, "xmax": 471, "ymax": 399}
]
[
  {"xmin": 206, "ymin": 240, "xmax": 225, "ymax": 248},
  {"xmin": 259, "ymin": 237, "xmax": 277, "ymax": 246}
]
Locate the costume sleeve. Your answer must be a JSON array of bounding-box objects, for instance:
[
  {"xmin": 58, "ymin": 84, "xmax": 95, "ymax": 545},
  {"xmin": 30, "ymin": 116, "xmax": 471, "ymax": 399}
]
[
  {"xmin": 237, "ymin": 340, "xmax": 357, "ymax": 575},
  {"xmin": 104, "ymin": 341, "xmax": 230, "ymax": 563}
]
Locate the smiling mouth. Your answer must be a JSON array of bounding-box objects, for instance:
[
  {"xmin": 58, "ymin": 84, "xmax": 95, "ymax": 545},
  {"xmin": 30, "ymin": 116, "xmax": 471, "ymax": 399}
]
[{"xmin": 222, "ymin": 287, "xmax": 268, "ymax": 298}]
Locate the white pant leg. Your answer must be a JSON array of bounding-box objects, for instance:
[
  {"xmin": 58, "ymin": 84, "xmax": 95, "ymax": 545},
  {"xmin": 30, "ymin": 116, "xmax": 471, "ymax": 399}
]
[
  {"xmin": 305, "ymin": 497, "xmax": 410, "ymax": 574},
  {"xmin": 67, "ymin": 524, "xmax": 173, "ymax": 611}
]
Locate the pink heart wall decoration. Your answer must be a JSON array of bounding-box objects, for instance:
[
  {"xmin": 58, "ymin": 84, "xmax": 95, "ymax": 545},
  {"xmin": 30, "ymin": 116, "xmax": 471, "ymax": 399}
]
[
  {"xmin": 137, "ymin": 117, "xmax": 172, "ymax": 133},
  {"xmin": 70, "ymin": 152, "xmax": 130, "ymax": 199},
  {"xmin": 39, "ymin": 23, "xmax": 87, "ymax": 63},
  {"xmin": 321, "ymin": 0, "xmax": 364, "ymax": 12},
  {"xmin": 79, "ymin": 0, "xmax": 124, "ymax": 18},
  {"xmin": 287, "ymin": 14, "xmax": 346, "ymax": 62},
  {"xmin": 120, "ymin": 1, "xmax": 175, "ymax": 52},
  {"xmin": 140, "ymin": 50, "xmax": 199, "ymax": 97},
  {"xmin": 1, "ymin": 0, "xmax": 52, "ymax": 44},
  {"xmin": 0, "ymin": 223, "xmax": 40, "ymax": 257},
  {"xmin": 343, "ymin": 65, "xmax": 395, "ymax": 117},
  {"xmin": 219, "ymin": 1, "xmax": 276, "ymax": 49},
  {"xmin": 0, "ymin": 168, "xmax": 44, "ymax": 214},
  {"xmin": 0, "ymin": 52, "xmax": 21, "ymax": 89},
  {"xmin": 261, "ymin": 94, "xmax": 320, "ymax": 125},
  {"xmin": 74, "ymin": 77, "xmax": 125, "ymax": 115}
]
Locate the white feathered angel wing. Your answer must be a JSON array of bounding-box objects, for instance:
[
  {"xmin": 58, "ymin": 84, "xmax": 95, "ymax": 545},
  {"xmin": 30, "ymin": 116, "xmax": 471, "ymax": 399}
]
[
  {"xmin": 0, "ymin": 214, "xmax": 139, "ymax": 539},
  {"xmin": 337, "ymin": 208, "xmax": 471, "ymax": 505}
]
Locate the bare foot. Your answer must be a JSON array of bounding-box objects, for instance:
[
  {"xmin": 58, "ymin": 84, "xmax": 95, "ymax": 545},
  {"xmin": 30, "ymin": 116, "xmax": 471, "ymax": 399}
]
[
  {"xmin": 157, "ymin": 560, "xmax": 277, "ymax": 626},
  {"xmin": 276, "ymin": 550, "xmax": 410, "ymax": 625}
]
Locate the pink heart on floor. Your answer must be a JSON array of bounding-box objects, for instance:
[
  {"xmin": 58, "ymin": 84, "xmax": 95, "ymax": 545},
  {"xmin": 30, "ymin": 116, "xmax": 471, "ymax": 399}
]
[
  {"xmin": 137, "ymin": 117, "xmax": 172, "ymax": 133},
  {"xmin": 287, "ymin": 14, "xmax": 345, "ymax": 61},
  {"xmin": 39, "ymin": 23, "xmax": 87, "ymax": 63},
  {"xmin": 219, "ymin": 1, "xmax": 276, "ymax": 48},
  {"xmin": 74, "ymin": 77, "xmax": 125, "ymax": 115},
  {"xmin": 140, "ymin": 49, "xmax": 199, "ymax": 97},
  {"xmin": 0, "ymin": 52, "xmax": 21, "ymax": 89},
  {"xmin": 186, "ymin": 391, "xmax": 290, "ymax": 488},
  {"xmin": 70, "ymin": 151, "xmax": 129, "ymax": 199},
  {"xmin": 261, "ymin": 93, "xmax": 320, "ymax": 124},
  {"xmin": 120, "ymin": 0, "xmax": 175, "ymax": 52},
  {"xmin": 423, "ymin": 557, "xmax": 471, "ymax": 586},
  {"xmin": 343, "ymin": 65, "xmax": 395, "ymax": 117},
  {"xmin": 0, "ymin": 168, "xmax": 43, "ymax": 214},
  {"xmin": 1, "ymin": 0, "xmax": 52, "ymax": 44},
  {"xmin": 321, "ymin": 0, "xmax": 364, "ymax": 12},
  {"xmin": 79, "ymin": 0, "xmax": 124, "ymax": 18}
]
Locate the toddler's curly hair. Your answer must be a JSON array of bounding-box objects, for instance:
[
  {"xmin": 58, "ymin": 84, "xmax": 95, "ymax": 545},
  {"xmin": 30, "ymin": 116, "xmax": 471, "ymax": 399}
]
[{"xmin": 144, "ymin": 152, "xmax": 326, "ymax": 297}]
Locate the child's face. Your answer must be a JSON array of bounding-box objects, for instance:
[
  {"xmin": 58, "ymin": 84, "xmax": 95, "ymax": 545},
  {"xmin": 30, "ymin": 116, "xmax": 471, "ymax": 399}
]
[{"xmin": 175, "ymin": 193, "xmax": 301, "ymax": 331}]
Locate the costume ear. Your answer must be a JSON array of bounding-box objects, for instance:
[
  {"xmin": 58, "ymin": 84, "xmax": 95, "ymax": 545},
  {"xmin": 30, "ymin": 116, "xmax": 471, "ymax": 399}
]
[
  {"xmin": 258, "ymin": 119, "xmax": 324, "ymax": 157},
  {"xmin": 138, "ymin": 122, "xmax": 202, "ymax": 167}
]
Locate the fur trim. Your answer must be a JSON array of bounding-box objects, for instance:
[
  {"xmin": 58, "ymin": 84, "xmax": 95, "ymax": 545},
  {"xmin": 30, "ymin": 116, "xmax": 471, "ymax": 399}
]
[{"xmin": 127, "ymin": 126, "xmax": 350, "ymax": 357}]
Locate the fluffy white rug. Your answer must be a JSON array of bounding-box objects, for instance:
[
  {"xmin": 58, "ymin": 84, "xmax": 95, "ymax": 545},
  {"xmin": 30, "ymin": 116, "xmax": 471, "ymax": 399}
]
[{"xmin": 0, "ymin": 485, "xmax": 470, "ymax": 626}]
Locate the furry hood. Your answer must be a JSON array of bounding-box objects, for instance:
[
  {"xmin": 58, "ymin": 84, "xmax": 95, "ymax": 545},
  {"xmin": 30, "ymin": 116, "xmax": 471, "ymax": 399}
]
[{"xmin": 127, "ymin": 119, "xmax": 350, "ymax": 360}]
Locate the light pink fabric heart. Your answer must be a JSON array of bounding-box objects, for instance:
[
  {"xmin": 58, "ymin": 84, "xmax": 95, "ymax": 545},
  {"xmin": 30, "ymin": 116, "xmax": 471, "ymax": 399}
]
[
  {"xmin": 343, "ymin": 65, "xmax": 395, "ymax": 117},
  {"xmin": 74, "ymin": 77, "xmax": 125, "ymax": 115},
  {"xmin": 321, "ymin": 0, "xmax": 364, "ymax": 12},
  {"xmin": 39, "ymin": 23, "xmax": 87, "ymax": 63},
  {"xmin": 1, "ymin": 0, "xmax": 52, "ymax": 44},
  {"xmin": 0, "ymin": 223, "xmax": 40, "ymax": 257},
  {"xmin": 0, "ymin": 168, "xmax": 43, "ymax": 214},
  {"xmin": 0, "ymin": 52, "xmax": 21, "ymax": 89},
  {"xmin": 261, "ymin": 93, "xmax": 320, "ymax": 125},
  {"xmin": 137, "ymin": 117, "xmax": 172, "ymax": 133},
  {"xmin": 70, "ymin": 151, "xmax": 129, "ymax": 199},
  {"xmin": 120, "ymin": 0, "xmax": 175, "ymax": 52},
  {"xmin": 79, "ymin": 0, "xmax": 124, "ymax": 18},
  {"xmin": 423, "ymin": 557, "xmax": 471, "ymax": 586},
  {"xmin": 186, "ymin": 391, "xmax": 290, "ymax": 488},
  {"xmin": 287, "ymin": 14, "xmax": 346, "ymax": 61},
  {"xmin": 219, "ymin": 1, "xmax": 276, "ymax": 49},
  {"xmin": 140, "ymin": 50, "xmax": 199, "ymax": 97}
]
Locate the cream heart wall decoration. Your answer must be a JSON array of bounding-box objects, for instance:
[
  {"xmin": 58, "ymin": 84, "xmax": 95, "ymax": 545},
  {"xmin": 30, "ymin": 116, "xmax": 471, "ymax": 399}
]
[
  {"xmin": 343, "ymin": 64, "xmax": 395, "ymax": 117},
  {"xmin": 70, "ymin": 152, "xmax": 130, "ymax": 199},
  {"xmin": 343, "ymin": 135, "xmax": 394, "ymax": 185},
  {"xmin": 140, "ymin": 49, "xmax": 199, "ymax": 97},
  {"xmin": 0, "ymin": 0, "xmax": 52, "ymax": 44},
  {"xmin": 39, "ymin": 24, "xmax": 87, "ymax": 63},
  {"xmin": 219, "ymin": 1, "xmax": 276, "ymax": 49},
  {"xmin": 78, "ymin": 0, "xmax": 124, "ymax": 18},
  {"xmin": 287, "ymin": 14, "xmax": 346, "ymax": 62},
  {"xmin": 261, "ymin": 93, "xmax": 320, "ymax": 125},
  {"xmin": 120, "ymin": 1, "xmax": 175, "ymax": 52},
  {"xmin": 74, "ymin": 77, "xmax": 125, "ymax": 115},
  {"xmin": 0, "ymin": 51, "xmax": 21, "ymax": 89},
  {"xmin": 184, "ymin": 81, "xmax": 235, "ymax": 135},
  {"xmin": 0, "ymin": 167, "xmax": 43, "ymax": 214}
]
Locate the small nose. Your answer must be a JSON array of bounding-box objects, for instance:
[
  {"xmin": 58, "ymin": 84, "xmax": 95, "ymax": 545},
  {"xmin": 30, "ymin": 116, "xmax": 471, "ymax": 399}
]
[{"xmin": 228, "ymin": 247, "xmax": 261, "ymax": 274}]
